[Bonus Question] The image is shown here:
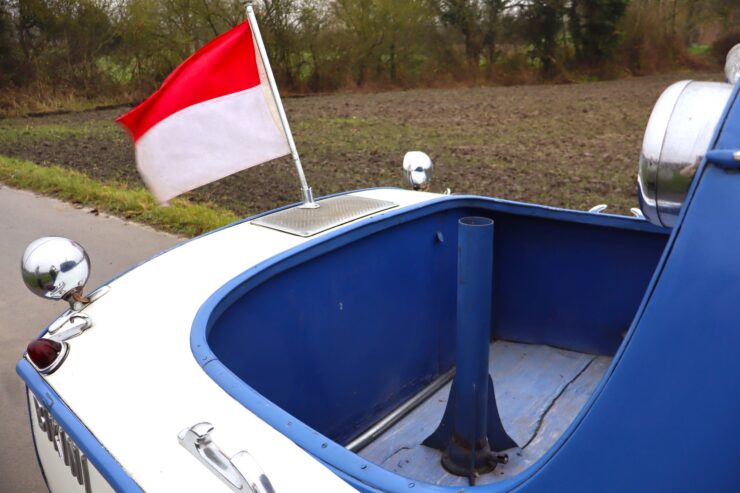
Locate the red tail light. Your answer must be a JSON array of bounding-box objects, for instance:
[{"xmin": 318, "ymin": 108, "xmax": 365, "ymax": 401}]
[{"xmin": 27, "ymin": 338, "xmax": 67, "ymax": 373}]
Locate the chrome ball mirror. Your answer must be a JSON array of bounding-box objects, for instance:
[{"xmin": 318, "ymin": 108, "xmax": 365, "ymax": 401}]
[
  {"xmin": 637, "ymin": 80, "xmax": 732, "ymax": 227},
  {"xmin": 726, "ymin": 44, "xmax": 740, "ymax": 85},
  {"xmin": 21, "ymin": 237, "xmax": 90, "ymax": 305},
  {"xmin": 403, "ymin": 151, "xmax": 433, "ymax": 191}
]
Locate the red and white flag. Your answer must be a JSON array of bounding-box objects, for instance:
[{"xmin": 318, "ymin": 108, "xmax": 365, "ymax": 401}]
[{"xmin": 117, "ymin": 22, "xmax": 290, "ymax": 203}]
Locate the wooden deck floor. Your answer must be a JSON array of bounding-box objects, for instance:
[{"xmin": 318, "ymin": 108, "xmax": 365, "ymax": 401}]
[{"xmin": 357, "ymin": 341, "xmax": 612, "ymax": 486}]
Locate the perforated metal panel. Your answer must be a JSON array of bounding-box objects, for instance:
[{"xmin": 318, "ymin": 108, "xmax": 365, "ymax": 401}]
[{"xmin": 251, "ymin": 195, "xmax": 398, "ymax": 237}]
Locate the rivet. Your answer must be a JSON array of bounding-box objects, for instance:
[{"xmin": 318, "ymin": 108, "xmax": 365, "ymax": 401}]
[
  {"xmin": 361, "ymin": 464, "xmax": 368, "ymax": 470},
  {"xmin": 408, "ymin": 483, "xmax": 415, "ymax": 488},
  {"xmin": 436, "ymin": 231, "xmax": 445, "ymax": 243},
  {"xmin": 321, "ymin": 442, "xmax": 328, "ymax": 448}
]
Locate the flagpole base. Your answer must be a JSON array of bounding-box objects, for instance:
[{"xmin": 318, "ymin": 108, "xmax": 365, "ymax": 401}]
[{"xmin": 298, "ymin": 187, "xmax": 320, "ymax": 209}]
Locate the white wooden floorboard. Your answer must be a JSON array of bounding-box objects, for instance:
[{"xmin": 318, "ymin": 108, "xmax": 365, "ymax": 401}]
[{"xmin": 358, "ymin": 341, "xmax": 611, "ymax": 486}]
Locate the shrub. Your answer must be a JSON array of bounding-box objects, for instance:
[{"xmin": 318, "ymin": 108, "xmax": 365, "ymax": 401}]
[{"xmin": 711, "ymin": 31, "xmax": 740, "ymax": 65}]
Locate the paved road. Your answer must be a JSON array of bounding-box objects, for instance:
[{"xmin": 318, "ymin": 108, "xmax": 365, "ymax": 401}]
[{"xmin": 0, "ymin": 186, "xmax": 180, "ymax": 492}]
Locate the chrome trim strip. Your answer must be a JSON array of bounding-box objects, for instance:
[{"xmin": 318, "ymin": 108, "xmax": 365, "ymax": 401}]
[{"xmin": 346, "ymin": 368, "xmax": 456, "ymax": 452}]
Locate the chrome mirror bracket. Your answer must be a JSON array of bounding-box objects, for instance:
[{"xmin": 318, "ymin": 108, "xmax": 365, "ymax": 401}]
[{"xmin": 45, "ymin": 285, "xmax": 110, "ymax": 341}]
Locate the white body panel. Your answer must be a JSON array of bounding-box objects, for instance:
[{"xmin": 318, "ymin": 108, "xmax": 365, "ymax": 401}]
[{"xmin": 38, "ymin": 189, "xmax": 437, "ymax": 492}]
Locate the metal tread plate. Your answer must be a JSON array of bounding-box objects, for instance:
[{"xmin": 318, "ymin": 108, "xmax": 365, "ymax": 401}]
[{"xmin": 251, "ymin": 195, "xmax": 398, "ymax": 237}]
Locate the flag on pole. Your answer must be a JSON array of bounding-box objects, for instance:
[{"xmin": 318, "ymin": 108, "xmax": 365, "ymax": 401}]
[{"xmin": 117, "ymin": 22, "xmax": 290, "ymax": 203}]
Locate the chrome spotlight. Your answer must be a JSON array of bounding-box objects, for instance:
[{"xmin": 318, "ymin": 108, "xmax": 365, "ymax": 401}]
[
  {"xmin": 637, "ymin": 80, "xmax": 732, "ymax": 227},
  {"xmin": 726, "ymin": 44, "xmax": 740, "ymax": 85},
  {"xmin": 21, "ymin": 237, "xmax": 91, "ymax": 307},
  {"xmin": 403, "ymin": 151, "xmax": 433, "ymax": 191}
]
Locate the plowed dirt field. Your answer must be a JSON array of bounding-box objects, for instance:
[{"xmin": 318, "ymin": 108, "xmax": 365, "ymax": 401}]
[{"xmin": 0, "ymin": 72, "xmax": 721, "ymax": 217}]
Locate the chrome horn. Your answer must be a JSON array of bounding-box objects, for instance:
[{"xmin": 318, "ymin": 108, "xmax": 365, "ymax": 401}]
[
  {"xmin": 21, "ymin": 237, "xmax": 91, "ymax": 308},
  {"xmin": 403, "ymin": 151, "xmax": 433, "ymax": 191}
]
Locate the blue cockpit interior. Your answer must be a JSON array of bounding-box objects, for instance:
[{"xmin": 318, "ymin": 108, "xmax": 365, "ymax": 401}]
[{"xmin": 205, "ymin": 197, "xmax": 669, "ymax": 451}]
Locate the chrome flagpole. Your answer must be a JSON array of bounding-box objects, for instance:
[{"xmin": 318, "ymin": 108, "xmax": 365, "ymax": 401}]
[{"xmin": 246, "ymin": 2, "xmax": 319, "ymax": 209}]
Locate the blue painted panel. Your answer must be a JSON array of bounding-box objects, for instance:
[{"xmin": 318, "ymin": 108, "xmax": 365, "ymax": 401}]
[
  {"xmin": 490, "ymin": 212, "xmax": 665, "ymax": 354},
  {"xmin": 495, "ymin": 84, "xmax": 740, "ymax": 492},
  {"xmin": 715, "ymin": 85, "xmax": 740, "ymax": 150},
  {"xmin": 514, "ymin": 164, "xmax": 740, "ymax": 491},
  {"xmin": 209, "ymin": 212, "xmax": 459, "ymax": 445},
  {"xmin": 204, "ymin": 199, "xmax": 667, "ymax": 451}
]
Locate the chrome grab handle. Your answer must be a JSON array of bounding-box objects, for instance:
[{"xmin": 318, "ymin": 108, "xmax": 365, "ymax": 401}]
[
  {"xmin": 588, "ymin": 204, "xmax": 608, "ymax": 214},
  {"xmin": 178, "ymin": 422, "xmax": 275, "ymax": 493}
]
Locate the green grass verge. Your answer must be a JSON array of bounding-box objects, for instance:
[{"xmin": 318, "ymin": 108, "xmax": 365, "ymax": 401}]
[
  {"xmin": 688, "ymin": 44, "xmax": 710, "ymax": 56},
  {"xmin": 0, "ymin": 155, "xmax": 237, "ymax": 237},
  {"xmin": 0, "ymin": 123, "xmax": 95, "ymax": 142}
]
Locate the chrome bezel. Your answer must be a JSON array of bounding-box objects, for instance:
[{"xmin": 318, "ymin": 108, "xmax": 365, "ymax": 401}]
[{"xmin": 638, "ymin": 80, "xmax": 733, "ymax": 227}]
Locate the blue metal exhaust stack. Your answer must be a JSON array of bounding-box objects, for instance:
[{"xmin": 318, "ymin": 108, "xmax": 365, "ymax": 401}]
[{"xmin": 423, "ymin": 216, "xmax": 517, "ymax": 484}]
